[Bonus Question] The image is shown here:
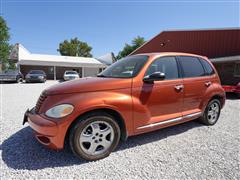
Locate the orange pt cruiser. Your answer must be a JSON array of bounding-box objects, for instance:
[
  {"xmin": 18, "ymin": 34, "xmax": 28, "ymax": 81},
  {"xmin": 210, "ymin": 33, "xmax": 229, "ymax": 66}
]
[{"xmin": 23, "ymin": 53, "xmax": 225, "ymax": 161}]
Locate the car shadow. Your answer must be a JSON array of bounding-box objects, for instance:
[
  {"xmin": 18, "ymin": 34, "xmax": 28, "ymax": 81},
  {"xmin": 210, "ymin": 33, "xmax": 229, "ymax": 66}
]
[
  {"xmin": 1, "ymin": 120, "xmax": 203, "ymax": 170},
  {"xmin": 226, "ymin": 92, "xmax": 239, "ymax": 100},
  {"xmin": 0, "ymin": 81, "xmax": 19, "ymax": 84}
]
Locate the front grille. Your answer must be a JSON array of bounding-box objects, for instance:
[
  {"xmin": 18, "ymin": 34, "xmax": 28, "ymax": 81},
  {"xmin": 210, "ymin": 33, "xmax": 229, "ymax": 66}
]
[
  {"xmin": 35, "ymin": 91, "xmax": 47, "ymax": 113},
  {"xmin": 30, "ymin": 76, "xmax": 38, "ymax": 79}
]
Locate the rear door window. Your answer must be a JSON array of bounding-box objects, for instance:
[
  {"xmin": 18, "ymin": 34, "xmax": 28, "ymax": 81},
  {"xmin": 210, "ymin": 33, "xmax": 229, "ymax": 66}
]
[{"xmin": 178, "ymin": 56, "xmax": 205, "ymax": 78}]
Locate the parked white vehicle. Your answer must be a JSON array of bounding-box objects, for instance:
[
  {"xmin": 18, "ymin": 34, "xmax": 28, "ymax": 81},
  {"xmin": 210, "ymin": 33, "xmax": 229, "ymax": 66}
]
[{"xmin": 63, "ymin": 71, "xmax": 79, "ymax": 81}]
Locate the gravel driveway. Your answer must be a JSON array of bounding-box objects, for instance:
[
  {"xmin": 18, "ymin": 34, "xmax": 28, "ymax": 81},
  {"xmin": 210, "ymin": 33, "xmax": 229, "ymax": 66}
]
[{"xmin": 0, "ymin": 81, "xmax": 239, "ymax": 179}]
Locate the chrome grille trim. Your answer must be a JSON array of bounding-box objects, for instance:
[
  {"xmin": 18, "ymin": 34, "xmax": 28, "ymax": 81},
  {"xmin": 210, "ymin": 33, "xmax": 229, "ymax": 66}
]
[{"xmin": 35, "ymin": 91, "xmax": 47, "ymax": 113}]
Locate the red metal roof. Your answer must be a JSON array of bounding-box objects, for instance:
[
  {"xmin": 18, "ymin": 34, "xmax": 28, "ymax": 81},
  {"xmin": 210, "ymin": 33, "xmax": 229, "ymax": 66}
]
[{"xmin": 131, "ymin": 29, "xmax": 240, "ymax": 58}]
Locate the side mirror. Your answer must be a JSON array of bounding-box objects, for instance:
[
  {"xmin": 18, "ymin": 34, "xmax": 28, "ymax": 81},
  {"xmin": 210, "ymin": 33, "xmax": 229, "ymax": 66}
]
[{"xmin": 143, "ymin": 72, "xmax": 165, "ymax": 83}]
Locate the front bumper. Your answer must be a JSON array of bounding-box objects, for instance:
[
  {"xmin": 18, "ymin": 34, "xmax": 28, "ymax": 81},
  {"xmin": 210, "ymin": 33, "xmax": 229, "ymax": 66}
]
[
  {"xmin": 26, "ymin": 78, "xmax": 44, "ymax": 82},
  {"xmin": 63, "ymin": 76, "xmax": 77, "ymax": 81},
  {"xmin": 23, "ymin": 109, "xmax": 63, "ymax": 149},
  {"xmin": 0, "ymin": 78, "xmax": 17, "ymax": 81}
]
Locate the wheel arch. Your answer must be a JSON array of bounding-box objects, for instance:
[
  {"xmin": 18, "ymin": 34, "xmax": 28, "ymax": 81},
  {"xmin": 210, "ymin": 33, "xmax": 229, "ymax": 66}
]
[
  {"xmin": 65, "ymin": 108, "xmax": 128, "ymax": 146},
  {"xmin": 210, "ymin": 94, "xmax": 225, "ymax": 108}
]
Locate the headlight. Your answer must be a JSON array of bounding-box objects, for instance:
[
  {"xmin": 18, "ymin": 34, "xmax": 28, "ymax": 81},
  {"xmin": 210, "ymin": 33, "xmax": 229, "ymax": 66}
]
[
  {"xmin": 45, "ymin": 104, "xmax": 74, "ymax": 118},
  {"xmin": 39, "ymin": 75, "xmax": 44, "ymax": 78}
]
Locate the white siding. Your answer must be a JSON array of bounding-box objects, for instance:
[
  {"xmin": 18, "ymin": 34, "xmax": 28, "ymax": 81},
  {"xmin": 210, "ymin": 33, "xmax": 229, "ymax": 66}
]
[{"xmin": 83, "ymin": 67, "xmax": 99, "ymax": 77}]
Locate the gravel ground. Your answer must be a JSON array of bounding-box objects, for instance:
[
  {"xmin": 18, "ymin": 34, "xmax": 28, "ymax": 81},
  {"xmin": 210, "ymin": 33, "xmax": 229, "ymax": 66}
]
[{"xmin": 0, "ymin": 81, "xmax": 239, "ymax": 179}]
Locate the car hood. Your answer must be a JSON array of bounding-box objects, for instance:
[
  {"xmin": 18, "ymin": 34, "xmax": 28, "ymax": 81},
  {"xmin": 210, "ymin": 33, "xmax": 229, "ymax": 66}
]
[
  {"xmin": 64, "ymin": 74, "xmax": 78, "ymax": 76},
  {"xmin": 46, "ymin": 77, "xmax": 132, "ymax": 95}
]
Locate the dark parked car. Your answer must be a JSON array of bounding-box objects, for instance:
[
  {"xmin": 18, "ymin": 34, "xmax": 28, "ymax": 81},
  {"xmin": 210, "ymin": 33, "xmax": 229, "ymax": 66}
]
[
  {"xmin": 25, "ymin": 70, "xmax": 46, "ymax": 83},
  {"xmin": 0, "ymin": 70, "xmax": 23, "ymax": 83}
]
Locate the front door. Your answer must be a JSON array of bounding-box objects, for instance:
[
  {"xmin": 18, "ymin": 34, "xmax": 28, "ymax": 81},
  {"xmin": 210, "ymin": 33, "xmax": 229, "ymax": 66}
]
[{"xmin": 132, "ymin": 56, "xmax": 184, "ymax": 131}]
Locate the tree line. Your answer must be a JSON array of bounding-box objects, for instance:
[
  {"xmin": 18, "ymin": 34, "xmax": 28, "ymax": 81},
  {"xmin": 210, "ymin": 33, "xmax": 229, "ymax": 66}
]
[
  {"xmin": 0, "ymin": 16, "xmax": 146, "ymax": 71},
  {"xmin": 57, "ymin": 36, "xmax": 145, "ymax": 60}
]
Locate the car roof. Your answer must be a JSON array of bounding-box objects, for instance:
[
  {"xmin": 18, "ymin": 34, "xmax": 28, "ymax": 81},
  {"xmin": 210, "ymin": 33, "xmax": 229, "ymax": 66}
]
[
  {"xmin": 132, "ymin": 52, "xmax": 207, "ymax": 59},
  {"xmin": 65, "ymin": 70, "xmax": 77, "ymax": 72}
]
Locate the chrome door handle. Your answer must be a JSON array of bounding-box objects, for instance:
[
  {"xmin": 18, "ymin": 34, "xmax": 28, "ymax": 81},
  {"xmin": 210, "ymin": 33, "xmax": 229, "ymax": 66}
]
[
  {"xmin": 205, "ymin": 81, "xmax": 212, "ymax": 87},
  {"xmin": 174, "ymin": 84, "xmax": 184, "ymax": 91}
]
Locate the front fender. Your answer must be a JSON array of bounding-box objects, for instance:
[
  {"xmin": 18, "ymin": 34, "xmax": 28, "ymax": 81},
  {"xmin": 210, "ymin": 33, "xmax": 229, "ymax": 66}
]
[{"xmin": 45, "ymin": 88, "xmax": 133, "ymax": 140}]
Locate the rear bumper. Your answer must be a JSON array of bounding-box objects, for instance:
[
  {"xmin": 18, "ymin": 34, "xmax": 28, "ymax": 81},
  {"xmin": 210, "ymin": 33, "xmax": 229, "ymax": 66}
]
[
  {"xmin": 23, "ymin": 109, "xmax": 63, "ymax": 150},
  {"xmin": 222, "ymin": 85, "xmax": 240, "ymax": 93},
  {"xmin": 63, "ymin": 76, "xmax": 78, "ymax": 81}
]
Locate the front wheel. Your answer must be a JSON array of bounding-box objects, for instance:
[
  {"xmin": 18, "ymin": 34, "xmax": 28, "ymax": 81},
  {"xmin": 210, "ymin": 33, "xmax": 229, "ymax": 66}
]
[
  {"xmin": 69, "ymin": 112, "xmax": 120, "ymax": 161},
  {"xmin": 199, "ymin": 99, "xmax": 221, "ymax": 125},
  {"xmin": 16, "ymin": 78, "xmax": 22, "ymax": 83}
]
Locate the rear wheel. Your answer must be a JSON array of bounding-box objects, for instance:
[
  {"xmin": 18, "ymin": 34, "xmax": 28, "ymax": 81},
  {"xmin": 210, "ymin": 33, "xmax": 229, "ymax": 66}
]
[
  {"xmin": 69, "ymin": 112, "xmax": 120, "ymax": 161},
  {"xmin": 199, "ymin": 99, "xmax": 221, "ymax": 125}
]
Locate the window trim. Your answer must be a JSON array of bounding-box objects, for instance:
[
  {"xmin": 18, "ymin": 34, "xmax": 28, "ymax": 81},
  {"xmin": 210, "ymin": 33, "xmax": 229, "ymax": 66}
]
[
  {"xmin": 177, "ymin": 56, "xmax": 206, "ymax": 79},
  {"xmin": 144, "ymin": 56, "xmax": 180, "ymax": 80}
]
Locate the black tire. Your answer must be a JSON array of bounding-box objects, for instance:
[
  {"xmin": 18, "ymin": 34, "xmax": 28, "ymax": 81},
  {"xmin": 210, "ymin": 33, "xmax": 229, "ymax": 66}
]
[
  {"xmin": 69, "ymin": 112, "xmax": 121, "ymax": 161},
  {"xmin": 237, "ymin": 93, "xmax": 240, "ymax": 99},
  {"xmin": 199, "ymin": 99, "xmax": 221, "ymax": 125}
]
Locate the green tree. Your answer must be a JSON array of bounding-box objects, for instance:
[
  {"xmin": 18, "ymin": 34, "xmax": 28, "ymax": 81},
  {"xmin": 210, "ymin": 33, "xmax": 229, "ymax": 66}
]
[
  {"xmin": 0, "ymin": 16, "xmax": 12, "ymax": 70},
  {"xmin": 116, "ymin": 36, "xmax": 146, "ymax": 60},
  {"xmin": 57, "ymin": 37, "xmax": 93, "ymax": 57}
]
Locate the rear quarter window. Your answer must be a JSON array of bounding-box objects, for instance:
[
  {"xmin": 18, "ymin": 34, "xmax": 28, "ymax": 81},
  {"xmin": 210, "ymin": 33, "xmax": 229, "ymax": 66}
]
[
  {"xmin": 178, "ymin": 56, "xmax": 205, "ymax": 78},
  {"xmin": 199, "ymin": 58, "xmax": 215, "ymax": 75}
]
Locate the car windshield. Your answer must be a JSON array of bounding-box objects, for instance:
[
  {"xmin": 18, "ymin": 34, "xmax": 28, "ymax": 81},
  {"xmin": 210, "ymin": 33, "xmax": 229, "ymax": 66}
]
[
  {"xmin": 98, "ymin": 55, "xmax": 149, "ymax": 78},
  {"xmin": 66, "ymin": 71, "xmax": 78, "ymax": 75},
  {"xmin": 29, "ymin": 70, "xmax": 44, "ymax": 74},
  {"xmin": 5, "ymin": 70, "xmax": 18, "ymax": 74}
]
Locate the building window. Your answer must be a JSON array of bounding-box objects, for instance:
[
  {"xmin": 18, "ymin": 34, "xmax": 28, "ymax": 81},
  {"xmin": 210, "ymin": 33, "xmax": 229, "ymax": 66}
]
[{"xmin": 234, "ymin": 63, "xmax": 240, "ymax": 77}]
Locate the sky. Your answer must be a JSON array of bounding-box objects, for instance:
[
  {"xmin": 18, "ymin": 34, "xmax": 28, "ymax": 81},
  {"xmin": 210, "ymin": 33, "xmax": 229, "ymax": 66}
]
[{"xmin": 1, "ymin": 0, "xmax": 239, "ymax": 57}]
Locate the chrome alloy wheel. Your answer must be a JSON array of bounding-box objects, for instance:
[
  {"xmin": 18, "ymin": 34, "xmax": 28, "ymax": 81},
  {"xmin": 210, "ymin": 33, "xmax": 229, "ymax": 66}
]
[
  {"xmin": 207, "ymin": 102, "xmax": 220, "ymax": 124},
  {"xmin": 79, "ymin": 121, "xmax": 114, "ymax": 156}
]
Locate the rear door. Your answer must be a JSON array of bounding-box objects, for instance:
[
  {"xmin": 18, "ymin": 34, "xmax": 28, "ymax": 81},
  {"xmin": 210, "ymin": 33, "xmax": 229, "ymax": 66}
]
[{"xmin": 178, "ymin": 56, "xmax": 208, "ymax": 116}]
